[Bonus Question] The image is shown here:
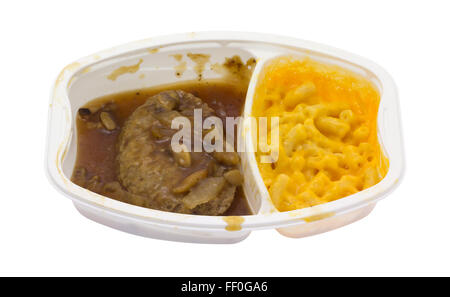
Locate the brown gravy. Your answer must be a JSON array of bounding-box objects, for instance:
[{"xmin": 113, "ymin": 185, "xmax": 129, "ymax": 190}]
[{"xmin": 72, "ymin": 80, "xmax": 252, "ymax": 216}]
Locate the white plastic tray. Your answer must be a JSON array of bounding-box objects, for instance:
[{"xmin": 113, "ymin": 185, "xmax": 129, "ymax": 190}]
[{"xmin": 46, "ymin": 32, "xmax": 404, "ymax": 243}]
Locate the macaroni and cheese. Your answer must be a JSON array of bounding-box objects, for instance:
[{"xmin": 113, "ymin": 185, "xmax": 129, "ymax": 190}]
[{"xmin": 253, "ymin": 57, "xmax": 388, "ymax": 212}]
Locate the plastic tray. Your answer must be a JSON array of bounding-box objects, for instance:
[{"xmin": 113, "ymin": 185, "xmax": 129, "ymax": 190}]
[{"xmin": 46, "ymin": 32, "xmax": 404, "ymax": 243}]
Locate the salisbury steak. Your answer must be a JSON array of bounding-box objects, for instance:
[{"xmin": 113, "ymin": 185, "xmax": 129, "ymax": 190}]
[{"xmin": 115, "ymin": 90, "xmax": 242, "ymax": 215}]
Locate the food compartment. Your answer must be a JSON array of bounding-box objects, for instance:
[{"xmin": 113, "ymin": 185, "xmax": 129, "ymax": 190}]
[
  {"xmin": 62, "ymin": 43, "xmax": 263, "ymax": 217},
  {"xmin": 242, "ymin": 52, "xmax": 401, "ymax": 237}
]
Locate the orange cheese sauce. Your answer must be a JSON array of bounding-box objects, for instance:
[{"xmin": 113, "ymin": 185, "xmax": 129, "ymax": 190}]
[{"xmin": 253, "ymin": 57, "xmax": 388, "ymax": 212}]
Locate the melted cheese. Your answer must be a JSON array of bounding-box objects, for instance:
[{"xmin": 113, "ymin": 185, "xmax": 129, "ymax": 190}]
[{"xmin": 253, "ymin": 57, "xmax": 388, "ymax": 212}]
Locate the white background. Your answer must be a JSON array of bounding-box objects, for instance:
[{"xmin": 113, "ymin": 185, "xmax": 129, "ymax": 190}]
[{"xmin": 1, "ymin": 0, "xmax": 449, "ymax": 276}]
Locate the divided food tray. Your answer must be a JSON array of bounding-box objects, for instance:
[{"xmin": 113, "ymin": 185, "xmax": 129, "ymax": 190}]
[{"xmin": 46, "ymin": 32, "xmax": 404, "ymax": 243}]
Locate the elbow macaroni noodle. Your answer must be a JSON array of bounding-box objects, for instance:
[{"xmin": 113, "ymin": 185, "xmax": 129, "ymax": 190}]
[{"xmin": 253, "ymin": 57, "xmax": 389, "ymax": 212}]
